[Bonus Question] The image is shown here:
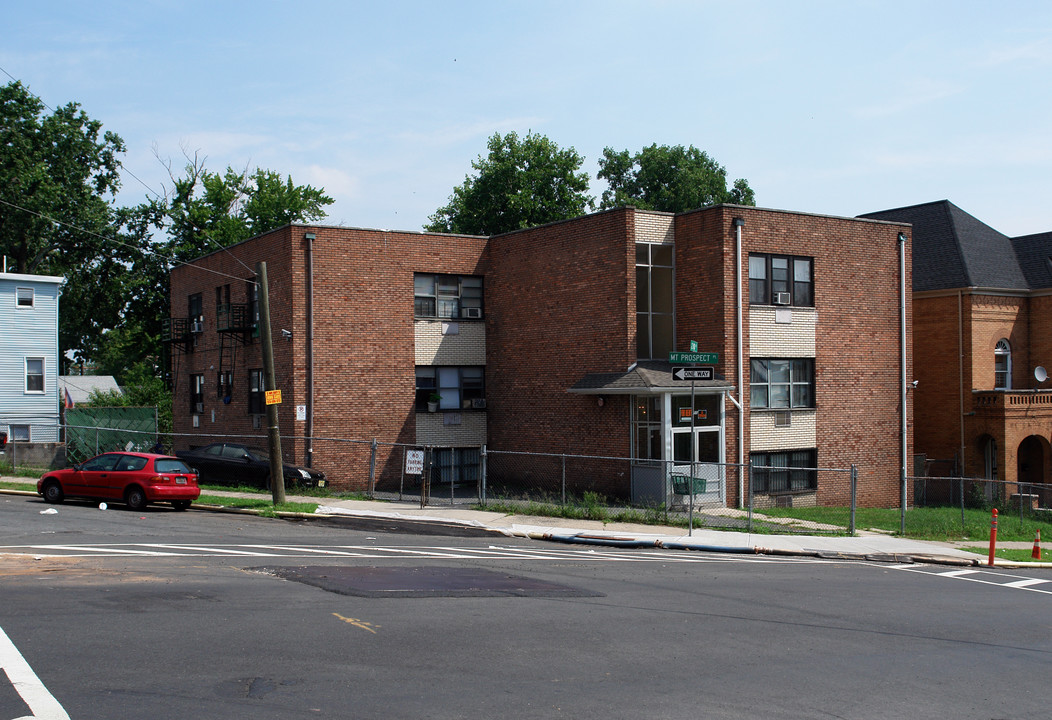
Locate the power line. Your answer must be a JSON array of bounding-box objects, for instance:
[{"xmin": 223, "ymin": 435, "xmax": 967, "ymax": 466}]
[{"xmin": 0, "ymin": 196, "xmax": 257, "ymax": 286}]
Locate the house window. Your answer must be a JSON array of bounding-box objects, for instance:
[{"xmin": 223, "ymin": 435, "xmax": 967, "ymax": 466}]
[
  {"xmin": 248, "ymin": 369, "xmax": 265, "ymax": 414},
  {"xmin": 9, "ymin": 425, "xmax": 31, "ymax": 442},
  {"xmin": 751, "ymin": 449, "xmax": 817, "ymax": 493},
  {"xmin": 415, "ymin": 367, "xmax": 485, "ymax": 410},
  {"xmin": 749, "ymin": 254, "xmax": 813, "ymax": 307},
  {"xmin": 414, "ymin": 274, "xmax": 483, "ymax": 319},
  {"xmin": 246, "ymin": 277, "xmax": 259, "ymax": 334},
  {"xmin": 25, "ymin": 357, "xmax": 44, "ymax": 393},
  {"xmin": 750, "ymin": 358, "xmax": 814, "ymax": 409},
  {"xmin": 16, "ymin": 287, "xmax": 34, "ymax": 308},
  {"xmin": 994, "ymin": 339, "xmax": 1011, "ymax": 389},
  {"xmin": 636, "ymin": 243, "xmax": 674, "ymax": 360},
  {"xmin": 190, "ymin": 374, "xmax": 204, "ymax": 413},
  {"xmin": 188, "ymin": 293, "xmax": 203, "ymax": 331}
]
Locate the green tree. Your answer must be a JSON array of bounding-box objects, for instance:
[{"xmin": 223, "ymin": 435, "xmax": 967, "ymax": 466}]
[
  {"xmin": 426, "ymin": 131, "xmax": 593, "ymax": 236},
  {"xmin": 597, "ymin": 144, "xmax": 755, "ymax": 213},
  {"xmin": 0, "ymin": 80, "xmax": 146, "ymax": 369},
  {"xmin": 163, "ymin": 158, "xmax": 334, "ymax": 252}
]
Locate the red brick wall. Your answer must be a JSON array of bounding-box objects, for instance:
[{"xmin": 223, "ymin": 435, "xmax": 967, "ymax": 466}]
[
  {"xmin": 170, "ymin": 225, "xmax": 488, "ymax": 491},
  {"xmin": 673, "ymin": 207, "xmax": 913, "ymax": 507},
  {"xmin": 484, "ymin": 208, "xmax": 637, "ymax": 475}
]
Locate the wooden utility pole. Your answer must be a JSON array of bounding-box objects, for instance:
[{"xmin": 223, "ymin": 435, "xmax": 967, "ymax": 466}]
[{"xmin": 256, "ymin": 261, "xmax": 286, "ymax": 504}]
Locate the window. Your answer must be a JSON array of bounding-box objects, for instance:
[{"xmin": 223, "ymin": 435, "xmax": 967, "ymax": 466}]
[
  {"xmin": 636, "ymin": 243, "xmax": 674, "ymax": 359},
  {"xmin": 994, "ymin": 339, "xmax": 1011, "ymax": 389},
  {"xmin": 246, "ymin": 277, "xmax": 259, "ymax": 328},
  {"xmin": 10, "ymin": 425, "xmax": 30, "ymax": 442},
  {"xmin": 25, "ymin": 357, "xmax": 44, "ymax": 393},
  {"xmin": 751, "ymin": 449, "xmax": 817, "ymax": 493},
  {"xmin": 16, "ymin": 287, "xmax": 34, "ymax": 308},
  {"xmin": 190, "ymin": 374, "xmax": 204, "ymax": 413},
  {"xmin": 216, "ymin": 370, "xmax": 232, "ymax": 400},
  {"xmin": 414, "ymin": 274, "xmax": 483, "ymax": 319},
  {"xmin": 248, "ymin": 369, "xmax": 265, "ymax": 414},
  {"xmin": 750, "ymin": 358, "xmax": 814, "ymax": 409},
  {"xmin": 434, "ymin": 447, "xmax": 480, "ymax": 484},
  {"xmin": 415, "ymin": 367, "xmax": 485, "ymax": 410},
  {"xmin": 188, "ymin": 293, "xmax": 203, "ymax": 331},
  {"xmin": 81, "ymin": 454, "xmax": 120, "ymax": 471},
  {"xmin": 749, "ymin": 254, "xmax": 813, "ymax": 307},
  {"xmin": 632, "ymin": 396, "xmax": 663, "ymax": 461}
]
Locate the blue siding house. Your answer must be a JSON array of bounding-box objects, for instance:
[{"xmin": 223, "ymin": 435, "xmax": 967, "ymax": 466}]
[{"xmin": 0, "ymin": 272, "xmax": 65, "ymax": 442}]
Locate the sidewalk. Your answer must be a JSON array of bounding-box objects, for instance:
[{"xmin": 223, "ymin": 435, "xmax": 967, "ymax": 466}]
[{"xmin": 5, "ymin": 478, "xmax": 1048, "ymax": 567}]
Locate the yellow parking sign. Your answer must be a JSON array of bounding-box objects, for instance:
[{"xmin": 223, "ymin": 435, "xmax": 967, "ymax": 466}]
[{"xmin": 265, "ymin": 389, "xmax": 282, "ymax": 405}]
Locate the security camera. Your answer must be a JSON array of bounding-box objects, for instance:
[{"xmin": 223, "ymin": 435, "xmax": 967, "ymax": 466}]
[
  {"xmin": 911, "ymin": 380, "xmax": 919, "ymax": 388},
  {"xmin": 280, "ymin": 329, "xmax": 292, "ymax": 340}
]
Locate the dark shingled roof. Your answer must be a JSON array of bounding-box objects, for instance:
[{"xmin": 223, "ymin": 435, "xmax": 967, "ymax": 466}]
[
  {"xmin": 1011, "ymin": 231, "xmax": 1052, "ymax": 289},
  {"xmin": 570, "ymin": 360, "xmax": 732, "ymax": 394},
  {"xmin": 859, "ymin": 200, "xmax": 1032, "ymax": 292}
]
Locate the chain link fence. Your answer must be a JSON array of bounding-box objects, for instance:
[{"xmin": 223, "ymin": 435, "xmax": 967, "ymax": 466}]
[{"xmin": 910, "ymin": 475, "xmax": 1052, "ymax": 535}]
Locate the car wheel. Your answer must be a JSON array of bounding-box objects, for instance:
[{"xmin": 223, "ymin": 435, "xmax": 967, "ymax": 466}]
[
  {"xmin": 125, "ymin": 486, "xmax": 148, "ymax": 511},
  {"xmin": 172, "ymin": 500, "xmax": 191, "ymax": 511},
  {"xmin": 42, "ymin": 480, "xmax": 64, "ymax": 504}
]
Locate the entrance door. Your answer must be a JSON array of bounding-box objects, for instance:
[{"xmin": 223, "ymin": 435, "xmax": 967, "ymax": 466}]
[{"xmin": 669, "ymin": 394, "xmax": 724, "ymax": 502}]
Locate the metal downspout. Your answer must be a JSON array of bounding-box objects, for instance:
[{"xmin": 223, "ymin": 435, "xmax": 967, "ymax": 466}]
[
  {"xmin": 305, "ymin": 231, "xmax": 316, "ymax": 467},
  {"xmin": 959, "ymin": 289, "xmax": 965, "ymax": 475},
  {"xmin": 899, "ymin": 231, "xmax": 908, "ymax": 529},
  {"xmin": 734, "ymin": 217, "xmax": 745, "ymax": 508}
]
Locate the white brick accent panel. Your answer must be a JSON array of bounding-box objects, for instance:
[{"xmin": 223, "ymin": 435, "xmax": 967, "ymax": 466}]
[
  {"xmin": 414, "ymin": 320, "xmax": 486, "ymax": 365},
  {"xmin": 749, "ymin": 307, "xmax": 816, "ymax": 356},
  {"xmin": 415, "ymin": 411, "xmax": 487, "ymax": 445},
  {"xmin": 634, "ymin": 212, "xmax": 675, "ymax": 244},
  {"xmin": 749, "ymin": 410, "xmax": 817, "ymax": 451}
]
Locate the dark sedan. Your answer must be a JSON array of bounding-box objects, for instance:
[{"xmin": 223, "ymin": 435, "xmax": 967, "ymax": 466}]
[{"xmin": 175, "ymin": 443, "xmax": 326, "ymax": 489}]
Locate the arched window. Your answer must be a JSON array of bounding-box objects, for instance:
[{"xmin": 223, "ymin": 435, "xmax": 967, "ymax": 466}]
[{"xmin": 994, "ymin": 339, "xmax": 1011, "ymax": 389}]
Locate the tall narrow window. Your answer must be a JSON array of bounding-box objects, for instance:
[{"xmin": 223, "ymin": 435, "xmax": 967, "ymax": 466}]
[
  {"xmin": 25, "ymin": 358, "xmax": 44, "ymax": 393},
  {"xmin": 636, "ymin": 243, "xmax": 674, "ymax": 360},
  {"xmin": 248, "ymin": 370, "xmax": 265, "ymax": 414},
  {"xmin": 994, "ymin": 339, "xmax": 1011, "ymax": 389},
  {"xmin": 190, "ymin": 374, "xmax": 204, "ymax": 413}
]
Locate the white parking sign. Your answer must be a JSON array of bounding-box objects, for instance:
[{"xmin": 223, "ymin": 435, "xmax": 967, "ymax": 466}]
[{"xmin": 405, "ymin": 449, "xmax": 425, "ymax": 475}]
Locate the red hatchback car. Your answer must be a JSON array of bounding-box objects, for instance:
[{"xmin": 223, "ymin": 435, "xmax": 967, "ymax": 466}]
[{"xmin": 37, "ymin": 452, "xmax": 201, "ymax": 511}]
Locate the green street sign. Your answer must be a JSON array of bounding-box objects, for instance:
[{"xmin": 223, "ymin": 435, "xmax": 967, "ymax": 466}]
[{"xmin": 668, "ymin": 351, "xmax": 719, "ymax": 364}]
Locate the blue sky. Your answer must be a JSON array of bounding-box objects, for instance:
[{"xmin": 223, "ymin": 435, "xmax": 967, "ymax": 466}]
[{"xmin": 5, "ymin": 1, "xmax": 1052, "ymax": 236}]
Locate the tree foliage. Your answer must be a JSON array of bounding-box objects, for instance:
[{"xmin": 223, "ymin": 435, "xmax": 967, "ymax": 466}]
[
  {"xmin": 0, "ymin": 81, "xmax": 147, "ymax": 368},
  {"xmin": 426, "ymin": 131, "xmax": 593, "ymax": 236},
  {"xmin": 597, "ymin": 144, "xmax": 755, "ymax": 213},
  {"xmin": 163, "ymin": 158, "xmax": 333, "ymax": 253}
]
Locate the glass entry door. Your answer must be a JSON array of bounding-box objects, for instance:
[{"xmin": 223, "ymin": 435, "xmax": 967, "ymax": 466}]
[{"xmin": 670, "ymin": 394, "xmax": 724, "ymax": 502}]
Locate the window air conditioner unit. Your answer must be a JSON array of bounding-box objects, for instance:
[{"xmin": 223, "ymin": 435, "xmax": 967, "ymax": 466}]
[
  {"xmin": 773, "ymin": 292, "xmax": 792, "ymax": 305},
  {"xmin": 774, "ymin": 410, "xmax": 791, "ymax": 427},
  {"xmin": 463, "ymin": 307, "xmax": 483, "ymax": 319},
  {"xmin": 190, "ymin": 320, "xmax": 204, "ymax": 333},
  {"xmin": 471, "ymin": 398, "xmax": 487, "ymax": 409}
]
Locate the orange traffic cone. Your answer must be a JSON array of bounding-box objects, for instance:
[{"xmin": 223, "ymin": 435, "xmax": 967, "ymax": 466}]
[{"xmin": 1032, "ymin": 529, "xmax": 1042, "ymax": 561}]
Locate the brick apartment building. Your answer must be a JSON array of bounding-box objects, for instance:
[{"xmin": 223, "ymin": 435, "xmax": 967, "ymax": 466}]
[
  {"xmin": 167, "ymin": 204, "xmax": 912, "ymax": 508},
  {"xmin": 862, "ymin": 201, "xmax": 1052, "ymax": 502}
]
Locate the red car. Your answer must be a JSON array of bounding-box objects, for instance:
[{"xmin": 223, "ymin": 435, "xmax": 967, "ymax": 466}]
[{"xmin": 37, "ymin": 452, "xmax": 201, "ymax": 511}]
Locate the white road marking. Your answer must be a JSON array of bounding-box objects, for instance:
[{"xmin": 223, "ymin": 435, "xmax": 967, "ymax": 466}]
[{"xmin": 0, "ymin": 625, "xmax": 71, "ymax": 720}]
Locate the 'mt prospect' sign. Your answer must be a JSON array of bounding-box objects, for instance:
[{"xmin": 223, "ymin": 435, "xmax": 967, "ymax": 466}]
[{"xmin": 668, "ymin": 351, "xmax": 719, "ymax": 364}]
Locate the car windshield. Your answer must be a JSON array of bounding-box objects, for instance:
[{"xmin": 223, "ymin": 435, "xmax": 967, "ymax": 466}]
[{"xmin": 155, "ymin": 459, "xmax": 194, "ymax": 474}]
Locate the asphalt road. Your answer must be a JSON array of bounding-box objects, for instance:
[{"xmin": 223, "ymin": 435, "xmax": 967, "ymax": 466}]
[{"xmin": 1, "ymin": 494, "xmax": 1050, "ymax": 719}]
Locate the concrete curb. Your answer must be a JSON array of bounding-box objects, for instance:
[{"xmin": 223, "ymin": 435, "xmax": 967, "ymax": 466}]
[{"xmin": 4, "ymin": 486, "xmax": 1050, "ymax": 567}]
